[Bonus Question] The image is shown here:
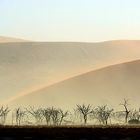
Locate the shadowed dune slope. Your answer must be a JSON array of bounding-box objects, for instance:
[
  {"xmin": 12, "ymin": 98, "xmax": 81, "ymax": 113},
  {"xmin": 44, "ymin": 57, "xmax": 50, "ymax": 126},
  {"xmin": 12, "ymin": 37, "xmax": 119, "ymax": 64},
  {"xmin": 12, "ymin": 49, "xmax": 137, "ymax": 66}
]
[
  {"xmin": 1, "ymin": 40, "xmax": 140, "ymax": 102},
  {"xmin": 9, "ymin": 60, "xmax": 140, "ymax": 109}
]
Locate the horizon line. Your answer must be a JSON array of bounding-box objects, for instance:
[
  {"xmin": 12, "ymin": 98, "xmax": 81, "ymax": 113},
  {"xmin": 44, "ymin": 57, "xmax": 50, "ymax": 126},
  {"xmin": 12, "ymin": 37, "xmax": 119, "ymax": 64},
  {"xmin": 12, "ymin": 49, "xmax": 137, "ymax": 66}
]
[{"xmin": 1, "ymin": 35, "xmax": 140, "ymax": 44}]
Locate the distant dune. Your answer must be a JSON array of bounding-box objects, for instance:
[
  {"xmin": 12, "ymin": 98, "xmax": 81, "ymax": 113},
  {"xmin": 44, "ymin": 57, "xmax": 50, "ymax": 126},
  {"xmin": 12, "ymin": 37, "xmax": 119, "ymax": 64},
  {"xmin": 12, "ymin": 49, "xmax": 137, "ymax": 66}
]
[
  {"xmin": 0, "ymin": 39, "xmax": 140, "ymax": 108},
  {"xmin": 8, "ymin": 60, "xmax": 140, "ymax": 109},
  {"xmin": 0, "ymin": 36, "xmax": 28, "ymax": 43}
]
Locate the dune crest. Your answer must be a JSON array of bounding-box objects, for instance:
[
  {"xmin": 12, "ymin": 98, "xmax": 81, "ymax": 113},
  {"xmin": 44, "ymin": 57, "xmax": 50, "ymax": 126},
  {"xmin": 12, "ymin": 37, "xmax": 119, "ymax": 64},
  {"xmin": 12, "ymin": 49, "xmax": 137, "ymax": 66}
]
[{"xmin": 0, "ymin": 36, "xmax": 29, "ymax": 43}]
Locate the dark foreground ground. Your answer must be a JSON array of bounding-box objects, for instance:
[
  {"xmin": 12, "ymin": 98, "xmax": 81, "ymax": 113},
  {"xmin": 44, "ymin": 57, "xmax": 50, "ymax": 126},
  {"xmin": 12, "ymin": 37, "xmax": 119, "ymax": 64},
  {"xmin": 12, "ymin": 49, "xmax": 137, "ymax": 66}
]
[{"xmin": 0, "ymin": 125, "xmax": 140, "ymax": 140}]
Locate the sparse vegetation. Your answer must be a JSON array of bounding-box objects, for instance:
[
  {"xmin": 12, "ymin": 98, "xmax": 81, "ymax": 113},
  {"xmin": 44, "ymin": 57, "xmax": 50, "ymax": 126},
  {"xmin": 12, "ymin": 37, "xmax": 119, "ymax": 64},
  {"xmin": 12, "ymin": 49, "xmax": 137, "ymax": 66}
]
[
  {"xmin": 0, "ymin": 101, "xmax": 139, "ymax": 139},
  {"xmin": 0, "ymin": 99, "xmax": 140, "ymax": 126}
]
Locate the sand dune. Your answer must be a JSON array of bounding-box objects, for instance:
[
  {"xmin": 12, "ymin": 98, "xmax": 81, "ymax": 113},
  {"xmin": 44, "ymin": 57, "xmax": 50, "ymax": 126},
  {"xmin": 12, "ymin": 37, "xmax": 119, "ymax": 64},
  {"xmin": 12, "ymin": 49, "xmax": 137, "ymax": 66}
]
[
  {"xmin": 9, "ymin": 60, "xmax": 140, "ymax": 109},
  {"xmin": 0, "ymin": 36, "xmax": 28, "ymax": 43},
  {"xmin": 1, "ymin": 40, "xmax": 140, "ymax": 103}
]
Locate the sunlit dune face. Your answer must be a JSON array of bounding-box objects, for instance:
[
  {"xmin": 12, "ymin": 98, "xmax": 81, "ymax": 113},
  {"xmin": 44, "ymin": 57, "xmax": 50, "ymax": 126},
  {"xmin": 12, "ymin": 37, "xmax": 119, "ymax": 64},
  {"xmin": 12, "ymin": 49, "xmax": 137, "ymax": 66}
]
[
  {"xmin": 6, "ymin": 59, "xmax": 140, "ymax": 110},
  {"xmin": 1, "ymin": 41, "xmax": 140, "ymax": 104},
  {"xmin": 5, "ymin": 59, "xmax": 140, "ymax": 106}
]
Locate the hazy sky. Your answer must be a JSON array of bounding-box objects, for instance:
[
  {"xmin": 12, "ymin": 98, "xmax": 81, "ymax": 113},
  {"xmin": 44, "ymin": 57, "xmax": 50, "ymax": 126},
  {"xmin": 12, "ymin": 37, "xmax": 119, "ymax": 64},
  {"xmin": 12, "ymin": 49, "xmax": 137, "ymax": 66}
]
[{"xmin": 1, "ymin": 0, "xmax": 140, "ymax": 42}]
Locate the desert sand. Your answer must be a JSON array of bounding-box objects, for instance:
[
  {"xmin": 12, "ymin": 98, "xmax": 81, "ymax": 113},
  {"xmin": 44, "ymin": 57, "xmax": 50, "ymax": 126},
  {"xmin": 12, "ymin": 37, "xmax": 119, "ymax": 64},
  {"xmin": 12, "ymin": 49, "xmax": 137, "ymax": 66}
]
[
  {"xmin": 8, "ymin": 60, "xmax": 140, "ymax": 110},
  {"xmin": 0, "ymin": 37, "xmax": 140, "ymax": 109}
]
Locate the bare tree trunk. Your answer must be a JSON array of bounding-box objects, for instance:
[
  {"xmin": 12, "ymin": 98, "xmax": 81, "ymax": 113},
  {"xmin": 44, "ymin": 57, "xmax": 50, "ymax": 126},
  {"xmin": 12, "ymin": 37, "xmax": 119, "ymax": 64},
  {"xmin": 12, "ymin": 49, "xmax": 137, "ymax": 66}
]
[
  {"xmin": 105, "ymin": 120, "xmax": 107, "ymax": 125},
  {"xmin": 125, "ymin": 112, "xmax": 129, "ymax": 123},
  {"xmin": 84, "ymin": 115, "xmax": 87, "ymax": 124}
]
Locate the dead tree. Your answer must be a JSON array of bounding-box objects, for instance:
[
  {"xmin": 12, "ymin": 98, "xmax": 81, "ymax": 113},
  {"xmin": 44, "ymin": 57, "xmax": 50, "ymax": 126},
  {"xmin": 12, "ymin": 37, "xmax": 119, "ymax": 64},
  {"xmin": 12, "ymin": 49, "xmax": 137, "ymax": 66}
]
[
  {"xmin": 120, "ymin": 99, "xmax": 130, "ymax": 123},
  {"xmin": 14, "ymin": 107, "xmax": 26, "ymax": 125},
  {"xmin": 59, "ymin": 109, "xmax": 69, "ymax": 125},
  {"xmin": 41, "ymin": 108, "xmax": 52, "ymax": 125},
  {"xmin": 0, "ymin": 106, "xmax": 10, "ymax": 125},
  {"xmin": 76, "ymin": 104, "xmax": 93, "ymax": 124},
  {"xmin": 43, "ymin": 107, "xmax": 69, "ymax": 125},
  {"xmin": 50, "ymin": 107, "xmax": 60, "ymax": 125},
  {"xmin": 95, "ymin": 105, "xmax": 113, "ymax": 125},
  {"xmin": 26, "ymin": 107, "xmax": 43, "ymax": 124}
]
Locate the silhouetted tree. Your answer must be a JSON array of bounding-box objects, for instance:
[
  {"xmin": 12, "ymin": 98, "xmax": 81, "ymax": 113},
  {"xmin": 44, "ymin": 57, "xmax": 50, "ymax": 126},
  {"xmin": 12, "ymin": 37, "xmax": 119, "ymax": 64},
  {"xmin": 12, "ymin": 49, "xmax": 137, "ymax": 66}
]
[
  {"xmin": 76, "ymin": 104, "xmax": 93, "ymax": 124},
  {"xmin": 45, "ymin": 107, "xmax": 69, "ymax": 125},
  {"xmin": 41, "ymin": 108, "xmax": 52, "ymax": 125},
  {"xmin": 26, "ymin": 107, "xmax": 43, "ymax": 124},
  {"xmin": 14, "ymin": 107, "xmax": 26, "ymax": 125},
  {"xmin": 50, "ymin": 107, "xmax": 60, "ymax": 125},
  {"xmin": 120, "ymin": 99, "xmax": 130, "ymax": 123},
  {"xmin": 59, "ymin": 109, "xmax": 69, "ymax": 125},
  {"xmin": 0, "ymin": 106, "xmax": 10, "ymax": 125},
  {"xmin": 95, "ymin": 105, "xmax": 113, "ymax": 125}
]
